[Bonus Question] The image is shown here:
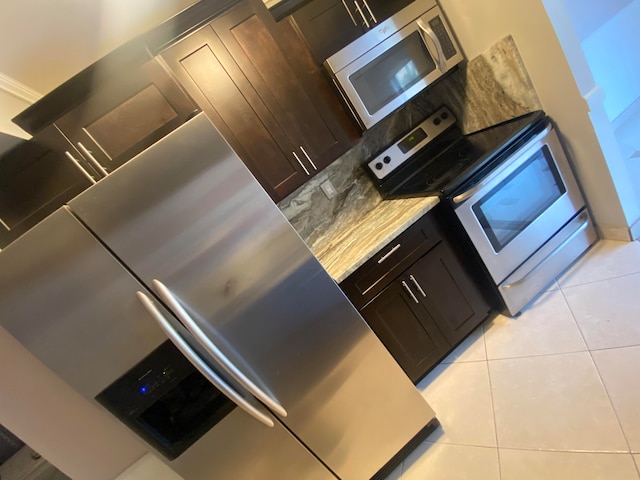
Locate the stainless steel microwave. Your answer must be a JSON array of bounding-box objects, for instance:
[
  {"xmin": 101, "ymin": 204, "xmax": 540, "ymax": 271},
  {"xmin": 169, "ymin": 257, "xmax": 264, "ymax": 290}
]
[{"xmin": 324, "ymin": 0, "xmax": 463, "ymax": 129}]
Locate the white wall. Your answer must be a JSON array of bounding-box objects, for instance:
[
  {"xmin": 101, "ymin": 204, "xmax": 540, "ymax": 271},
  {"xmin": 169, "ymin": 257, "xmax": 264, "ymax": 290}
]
[
  {"xmin": 562, "ymin": 0, "xmax": 633, "ymax": 41},
  {"xmin": 0, "ymin": 0, "xmax": 198, "ymax": 95},
  {"xmin": 581, "ymin": 0, "xmax": 640, "ymax": 121},
  {"xmin": 439, "ymin": 0, "xmax": 640, "ymax": 239},
  {"xmin": 0, "ymin": 328, "xmax": 149, "ymax": 480},
  {"xmin": 0, "ymin": 89, "xmax": 31, "ymax": 138}
]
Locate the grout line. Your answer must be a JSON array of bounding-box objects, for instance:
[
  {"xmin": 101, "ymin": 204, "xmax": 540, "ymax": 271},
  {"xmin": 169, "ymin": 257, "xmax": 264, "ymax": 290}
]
[
  {"xmin": 558, "ymin": 270, "xmax": 640, "ymax": 291},
  {"xmin": 482, "ymin": 326, "xmax": 502, "ymax": 480},
  {"xmin": 486, "ymin": 349, "xmax": 589, "ymax": 363},
  {"xmin": 425, "ymin": 439, "xmax": 633, "ymax": 455},
  {"xmin": 558, "ymin": 286, "xmax": 636, "ymax": 456},
  {"xmin": 586, "ymin": 350, "xmax": 635, "ymax": 456},
  {"xmin": 633, "ymin": 454, "xmax": 640, "ymax": 479}
]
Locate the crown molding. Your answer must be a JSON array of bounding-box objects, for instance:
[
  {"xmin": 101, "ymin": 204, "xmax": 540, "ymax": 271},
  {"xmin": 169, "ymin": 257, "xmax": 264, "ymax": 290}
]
[{"xmin": 0, "ymin": 73, "xmax": 42, "ymax": 104}]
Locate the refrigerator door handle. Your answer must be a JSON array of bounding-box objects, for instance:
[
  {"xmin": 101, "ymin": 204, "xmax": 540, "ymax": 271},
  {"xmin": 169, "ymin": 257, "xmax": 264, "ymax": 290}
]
[
  {"xmin": 136, "ymin": 291, "xmax": 275, "ymax": 428},
  {"xmin": 152, "ymin": 279, "xmax": 288, "ymax": 418}
]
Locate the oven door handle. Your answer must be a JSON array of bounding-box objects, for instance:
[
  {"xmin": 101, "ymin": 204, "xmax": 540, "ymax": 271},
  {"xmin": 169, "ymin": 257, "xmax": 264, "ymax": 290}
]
[
  {"xmin": 502, "ymin": 212, "xmax": 590, "ymax": 290},
  {"xmin": 417, "ymin": 18, "xmax": 446, "ymax": 72},
  {"xmin": 136, "ymin": 291, "xmax": 275, "ymax": 428},
  {"xmin": 452, "ymin": 181, "xmax": 485, "ymax": 204}
]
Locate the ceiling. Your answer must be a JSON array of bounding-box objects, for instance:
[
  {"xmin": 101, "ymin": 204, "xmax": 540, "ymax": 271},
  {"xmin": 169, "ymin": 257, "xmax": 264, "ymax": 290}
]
[{"xmin": 0, "ymin": 0, "xmax": 198, "ymax": 95}]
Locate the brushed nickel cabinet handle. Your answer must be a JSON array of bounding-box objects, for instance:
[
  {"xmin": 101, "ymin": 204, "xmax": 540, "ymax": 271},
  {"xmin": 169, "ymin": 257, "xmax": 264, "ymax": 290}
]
[
  {"xmin": 361, "ymin": 0, "xmax": 377, "ymax": 23},
  {"xmin": 354, "ymin": 1, "xmax": 370, "ymax": 28},
  {"xmin": 409, "ymin": 275, "xmax": 427, "ymax": 297},
  {"xmin": 402, "ymin": 281, "xmax": 419, "ymax": 304},
  {"xmin": 341, "ymin": 0, "xmax": 359, "ymax": 26},
  {"xmin": 300, "ymin": 146, "xmax": 317, "ymax": 170},
  {"xmin": 64, "ymin": 151, "xmax": 97, "ymax": 184},
  {"xmin": 77, "ymin": 142, "xmax": 108, "ymax": 177},
  {"xmin": 378, "ymin": 244, "xmax": 401, "ymax": 264},
  {"xmin": 293, "ymin": 151, "xmax": 310, "ymax": 175}
]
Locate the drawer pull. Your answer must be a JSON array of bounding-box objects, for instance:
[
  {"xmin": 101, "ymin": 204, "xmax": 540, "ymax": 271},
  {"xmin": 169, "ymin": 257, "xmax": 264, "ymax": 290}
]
[
  {"xmin": 377, "ymin": 244, "xmax": 401, "ymax": 264},
  {"xmin": 409, "ymin": 275, "xmax": 427, "ymax": 297},
  {"xmin": 402, "ymin": 281, "xmax": 419, "ymax": 304}
]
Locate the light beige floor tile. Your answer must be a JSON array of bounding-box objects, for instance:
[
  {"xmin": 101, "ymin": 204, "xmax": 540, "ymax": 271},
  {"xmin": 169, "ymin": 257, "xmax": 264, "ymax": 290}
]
[
  {"xmin": 557, "ymin": 240, "xmax": 640, "ymax": 288},
  {"xmin": 592, "ymin": 346, "xmax": 640, "ymax": 452},
  {"xmin": 563, "ymin": 273, "xmax": 640, "ymax": 350},
  {"xmin": 489, "ymin": 352, "xmax": 628, "ymax": 452},
  {"xmin": 635, "ymin": 454, "xmax": 640, "ymax": 472},
  {"xmin": 417, "ymin": 362, "xmax": 496, "ymax": 447},
  {"xmin": 401, "ymin": 442, "xmax": 499, "ymax": 480},
  {"xmin": 440, "ymin": 324, "xmax": 486, "ymax": 363},
  {"xmin": 483, "ymin": 290, "xmax": 586, "ymax": 359},
  {"xmin": 500, "ymin": 449, "xmax": 640, "ymax": 480}
]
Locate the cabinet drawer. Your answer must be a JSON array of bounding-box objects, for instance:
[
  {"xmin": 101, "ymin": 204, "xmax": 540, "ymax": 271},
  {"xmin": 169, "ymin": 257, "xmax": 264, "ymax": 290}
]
[{"xmin": 340, "ymin": 214, "xmax": 441, "ymax": 310}]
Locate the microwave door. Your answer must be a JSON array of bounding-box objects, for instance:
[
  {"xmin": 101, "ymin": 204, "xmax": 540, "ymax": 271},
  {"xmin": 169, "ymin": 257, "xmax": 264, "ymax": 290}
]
[{"xmin": 335, "ymin": 24, "xmax": 441, "ymax": 129}]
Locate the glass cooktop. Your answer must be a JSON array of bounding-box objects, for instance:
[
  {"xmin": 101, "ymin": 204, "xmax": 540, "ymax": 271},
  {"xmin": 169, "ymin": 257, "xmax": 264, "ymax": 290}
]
[{"xmin": 375, "ymin": 109, "xmax": 548, "ymax": 199}]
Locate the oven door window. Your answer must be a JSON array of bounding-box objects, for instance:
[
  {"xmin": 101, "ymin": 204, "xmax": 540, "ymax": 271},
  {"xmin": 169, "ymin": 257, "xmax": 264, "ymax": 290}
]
[
  {"xmin": 349, "ymin": 31, "xmax": 436, "ymax": 116},
  {"xmin": 472, "ymin": 145, "xmax": 566, "ymax": 253}
]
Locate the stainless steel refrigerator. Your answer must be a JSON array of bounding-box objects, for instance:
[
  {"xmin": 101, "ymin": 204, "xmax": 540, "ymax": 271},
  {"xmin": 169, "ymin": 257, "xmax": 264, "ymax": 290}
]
[{"xmin": 0, "ymin": 114, "xmax": 437, "ymax": 480}]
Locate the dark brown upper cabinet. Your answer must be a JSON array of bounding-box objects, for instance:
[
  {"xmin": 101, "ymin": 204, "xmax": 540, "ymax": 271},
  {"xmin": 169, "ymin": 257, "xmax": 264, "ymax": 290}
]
[
  {"xmin": 291, "ymin": 0, "xmax": 413, "ymax": 63},
  {"xmin": 13, "ymin": 57, "xmax": 198, "ymax": 179},
  {"xmin": 161, "ymin": 0, "xmax": 359, "ymax": 201},
  {"xmin": 0, "ymin": 126, "xmax": 94, "ymax": 248},
  {"xmin": 53, "ymin": 59, "xmax": 199, "ymax": 176}
]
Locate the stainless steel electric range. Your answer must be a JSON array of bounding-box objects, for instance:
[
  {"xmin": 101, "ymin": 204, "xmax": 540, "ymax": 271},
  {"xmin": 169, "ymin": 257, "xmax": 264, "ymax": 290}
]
[{"xmin": 367, "ymin": 106, "xmax": 597, "ymax": 316}]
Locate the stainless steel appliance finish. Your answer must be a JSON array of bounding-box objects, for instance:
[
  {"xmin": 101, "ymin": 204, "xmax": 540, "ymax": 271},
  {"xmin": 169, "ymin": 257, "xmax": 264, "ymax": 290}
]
[
  {"xmin": 324, "ymin": 0, "xmax": 462, "ymax": 129},
  {"xmin": 367, "ymin": 108, "xmax": 597, "ymax": 316},
  {"xmin": 451, "ymin": 124, "xmax": 596, "ymax": 315},
  {"xmin": 0, "ymin": 113, "xmax": 436, "ymax": 479}
]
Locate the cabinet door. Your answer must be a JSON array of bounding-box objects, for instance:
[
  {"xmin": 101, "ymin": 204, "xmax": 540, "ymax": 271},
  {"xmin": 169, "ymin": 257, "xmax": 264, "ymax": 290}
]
[
  {"xmin": 0, "ymin": 126, "xmax": 93, "ymax": 248},
  {"xmin": 210, "ymin": 0, "xmax": 353, "ymax": 178},
  {"xmin": 160, "ymin": 24, "xmax": 308, "ymax": 201},
  {"xmin": 362, "ymin": 0, "xmax": 413, "ymax": 24},
  {"xmin": 409, "ymin": 242, "xmax": 490, "ymax": 346},
  {"xmin": 361, "ymin": 280, "xmax": 449, "ymax": 383},
  {"xmin": 55, "ymin": 59, "xmax": 198, "ymax": 175},
  {"xmin": 290, "ymin": 0, "xmax": 364, "ymax": 63}
]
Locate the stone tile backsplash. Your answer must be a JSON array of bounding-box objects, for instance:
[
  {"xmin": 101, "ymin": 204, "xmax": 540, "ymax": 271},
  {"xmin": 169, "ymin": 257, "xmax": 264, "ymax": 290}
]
[{"xmin": 278, "ymin": 35, "xmax": 542, "ymax": 248}]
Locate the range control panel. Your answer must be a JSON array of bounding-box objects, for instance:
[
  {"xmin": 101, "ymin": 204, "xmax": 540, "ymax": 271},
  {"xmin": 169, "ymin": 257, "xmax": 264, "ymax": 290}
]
[{"xmin": 367, "ymin": 106, "xmax": 456, "ymax": 180}]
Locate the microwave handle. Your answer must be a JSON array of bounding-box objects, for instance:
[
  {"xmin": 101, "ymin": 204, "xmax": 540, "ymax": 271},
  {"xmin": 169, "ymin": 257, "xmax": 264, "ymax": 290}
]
[{"xmin": 417, "ymin": 18, "xmax": 446, "ymax": 72}]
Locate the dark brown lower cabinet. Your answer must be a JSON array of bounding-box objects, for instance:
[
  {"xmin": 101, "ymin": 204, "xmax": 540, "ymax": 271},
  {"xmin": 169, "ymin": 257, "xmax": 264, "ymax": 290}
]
[
  {"xmin": 408, "ymin": 242, "xmax": 488, "ymax": 346},
  {"xmin": 344, "ymin": 209, "xmax": 491, "ymax": 383},
  {"xmin": 361, "ymin": 280, "xmax": 450, "ymax": 383}
]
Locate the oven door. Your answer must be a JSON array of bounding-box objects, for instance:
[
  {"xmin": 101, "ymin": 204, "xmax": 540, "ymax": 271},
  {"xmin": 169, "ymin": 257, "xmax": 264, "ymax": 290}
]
[
  {"xmin": 452, "ymin": 125, "xmax": 586, "ymax": 285},
  {"xmin": 330, "ymin": 5, "xmax": 462, "ymax": 129}
]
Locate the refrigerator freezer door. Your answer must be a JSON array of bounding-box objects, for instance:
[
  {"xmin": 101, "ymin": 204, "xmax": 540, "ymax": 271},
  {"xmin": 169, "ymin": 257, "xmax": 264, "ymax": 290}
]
[
  {"xmin": 69, "ymin": 113, "xmax": 435, "ymax": 479},
  {"xmin": 0, "ymin": 207, "xmax": 338, "ymax": 480}
]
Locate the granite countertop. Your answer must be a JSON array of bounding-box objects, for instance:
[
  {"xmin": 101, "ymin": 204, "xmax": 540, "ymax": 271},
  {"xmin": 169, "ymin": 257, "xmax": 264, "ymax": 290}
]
[{"xmin": 311, "ymin": 196, "xmax": 440, "ymax": 283}]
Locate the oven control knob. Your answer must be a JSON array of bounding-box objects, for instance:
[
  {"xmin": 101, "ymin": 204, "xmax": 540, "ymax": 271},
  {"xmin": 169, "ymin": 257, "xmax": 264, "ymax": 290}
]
[
  {"xmin": 375, "ymin": 162, "xmax": 384, "ymax": 170},
  {"xmin": 433, "ymin": 117, "xmax": 441, "ymax": 126},
  {"xmin": 383, "ymin": 156, "xmax": 391, "ymax": 164}
]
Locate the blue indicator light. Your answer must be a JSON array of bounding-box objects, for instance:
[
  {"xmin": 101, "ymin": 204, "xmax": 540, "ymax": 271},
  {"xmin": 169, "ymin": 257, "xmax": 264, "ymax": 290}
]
[{"xmin": 140, "ymin": 386, "xmax": 148, "ymax": 394}]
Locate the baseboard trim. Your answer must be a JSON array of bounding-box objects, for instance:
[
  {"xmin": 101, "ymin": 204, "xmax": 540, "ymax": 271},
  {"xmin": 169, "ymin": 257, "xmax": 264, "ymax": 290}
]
[
  {"xmin": 0, "ymin": 73, "xmax": 41, "ymax": 104},
  {"xmin": 597, "ymin": 224, "xmax": 637, "ymax": 241}
]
